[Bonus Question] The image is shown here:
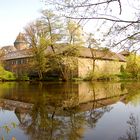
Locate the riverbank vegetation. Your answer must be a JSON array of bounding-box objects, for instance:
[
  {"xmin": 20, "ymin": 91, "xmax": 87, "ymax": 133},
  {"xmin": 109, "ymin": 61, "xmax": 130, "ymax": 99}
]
[{"xmin": 118, "ymin": 53, "xmax": 140, "ymax": 80}]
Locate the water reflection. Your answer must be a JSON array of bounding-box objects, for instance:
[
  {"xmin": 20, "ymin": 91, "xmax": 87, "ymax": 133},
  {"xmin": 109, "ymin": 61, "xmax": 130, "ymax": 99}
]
[
  {"xmin": 119, "ymin": 114, "xmax": 139, "ymax": 140},
  {"xmin": 0, "ymin": 81, "xmax": 139, "ymax": 139}
]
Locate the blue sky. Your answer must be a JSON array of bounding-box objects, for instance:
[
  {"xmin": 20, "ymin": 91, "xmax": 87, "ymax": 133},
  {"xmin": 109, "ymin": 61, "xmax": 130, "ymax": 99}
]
[{"xmin": 0, "ymin": 0, "xmax": 43, "ymax": 46}]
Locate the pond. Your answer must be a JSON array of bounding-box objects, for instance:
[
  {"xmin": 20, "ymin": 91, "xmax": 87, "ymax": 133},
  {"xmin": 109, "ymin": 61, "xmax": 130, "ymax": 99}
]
[{"xmin": 0, "ymin": 81, "xmax": 140, "ymax": 140}]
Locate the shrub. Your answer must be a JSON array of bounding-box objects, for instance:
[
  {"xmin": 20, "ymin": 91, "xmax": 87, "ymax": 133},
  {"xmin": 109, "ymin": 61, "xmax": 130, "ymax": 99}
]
[
  {"xmin": 16, "ymin": 74, "xmax": 29, "ymax": 81},
  {"xmin": 0, "ymin": 66, "xmax": 16, "ymax": 80},
  {"xmin": 84, "ymin": 71, "xmax": 118, "ymax": 81}
]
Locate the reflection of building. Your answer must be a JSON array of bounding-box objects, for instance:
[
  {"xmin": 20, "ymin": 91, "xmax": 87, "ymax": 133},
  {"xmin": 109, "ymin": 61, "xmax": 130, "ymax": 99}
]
[
  {"xmin": 0, "ymin": 82, "xmax": 129, "ymax": 139},
  {"xmin": 0, "ymin": 82, "xmax": 128, "ymax": 116},
  {"xmin": 1, "ymin": 33, "xmax": 127, "ymax": 78}
]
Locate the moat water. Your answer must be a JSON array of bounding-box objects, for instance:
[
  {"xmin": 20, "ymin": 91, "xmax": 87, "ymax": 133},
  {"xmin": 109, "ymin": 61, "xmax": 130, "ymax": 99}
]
[{"xmin": 0, "ymin": 81, "xmax": 140, "ymax": 140}]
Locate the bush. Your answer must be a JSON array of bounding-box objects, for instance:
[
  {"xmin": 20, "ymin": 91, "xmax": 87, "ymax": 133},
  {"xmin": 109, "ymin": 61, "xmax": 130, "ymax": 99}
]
[
  {"xmin": 84, "ymin": 71, "xmax": 118, "ymax": 81},
  {"xmin": 16, "ymin": 74, "xmax": 30, "ymax": 81},
  {"xmin": 0, "ymin": 66, "xmax": 16, "ymax": 80},
  {"xmin": 117, "ymin": 71, "xmax": 139, "ymax": 80}
]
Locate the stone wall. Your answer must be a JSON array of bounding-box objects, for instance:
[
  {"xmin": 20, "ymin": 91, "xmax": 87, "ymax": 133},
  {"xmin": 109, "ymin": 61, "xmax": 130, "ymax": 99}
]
[
  {"xmin": 78, "ymin": 57, "xmax": 93, "ymax": 78},
  {"xmin": 78, "ymin": 57, "xmax": 126, "ymax": 78},
  {"xmin": 95, "ymin": 60, "xmax": 127, "ymax": 75}
]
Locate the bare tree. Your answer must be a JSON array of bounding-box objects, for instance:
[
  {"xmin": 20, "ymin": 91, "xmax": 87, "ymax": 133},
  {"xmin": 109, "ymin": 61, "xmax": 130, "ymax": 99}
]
[{"xmin": 42, "ymin": 0, "xmax": 140, "ymax": 51}]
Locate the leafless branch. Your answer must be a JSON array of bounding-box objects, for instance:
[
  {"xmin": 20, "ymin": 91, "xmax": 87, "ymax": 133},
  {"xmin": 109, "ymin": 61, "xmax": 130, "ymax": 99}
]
[
  {"xmin": 118, "ymin": 23, "xmax": 134, "ymax": 31},
  {"xmin": 117, "ymin": 0, "xmax": 122, "ymax": 14},
  {"xmin": 65, "ymin": 0, "xmax": 117, "ymax": 8},
  {"xmin": 113, "ymin": 32, "xmax": 140, "ymax": 46},
  {"xmin": 65, "ymin": 16, "xmax": 140, "ymax": 23}
]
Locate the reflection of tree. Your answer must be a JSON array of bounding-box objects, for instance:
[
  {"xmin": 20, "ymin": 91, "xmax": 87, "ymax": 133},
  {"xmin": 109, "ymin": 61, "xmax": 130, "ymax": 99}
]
[
  {"xmin": 86, "ymin": 105, "xmax": 112, "ymax": 129},
  {"xmin": 20, "ymin": 93, "xmax": 85, "ymax": 140},
  {"xmin": 26, "ymin": 94, "xmax": 64, "ymax": 140},
  {"xmin": 119, "ymin": 114, "xmax": 139, "ymax": 140},
  {"xmin": 86, "ymin": 84, "xmax": 113, "ymax": 128},
  {"xmin": 64, "ymin": 107, "xmax": 85, "ymax": 140}
]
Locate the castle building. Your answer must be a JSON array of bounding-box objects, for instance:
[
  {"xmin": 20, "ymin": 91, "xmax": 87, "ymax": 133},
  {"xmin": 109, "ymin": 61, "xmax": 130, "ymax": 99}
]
[
  {"xmin": 1, "ymin": 33, "xmax": 127, "ymax": 79},
  {"xmin": 1, "ymin": 33, "xmax": 31, "ymax": 76}
]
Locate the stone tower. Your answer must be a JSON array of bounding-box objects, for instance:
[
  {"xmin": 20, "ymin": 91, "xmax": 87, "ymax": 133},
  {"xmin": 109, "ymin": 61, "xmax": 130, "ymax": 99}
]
[{"xmin": 14, "ymin": 33, "xmax": 27, "ymax": 50}]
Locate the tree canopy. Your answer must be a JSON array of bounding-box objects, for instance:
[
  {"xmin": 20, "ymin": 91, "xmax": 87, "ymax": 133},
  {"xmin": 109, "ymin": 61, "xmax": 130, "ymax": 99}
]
[{"xmin": 24, "ymin": 10, "xmax": 84, "ymax": 81}]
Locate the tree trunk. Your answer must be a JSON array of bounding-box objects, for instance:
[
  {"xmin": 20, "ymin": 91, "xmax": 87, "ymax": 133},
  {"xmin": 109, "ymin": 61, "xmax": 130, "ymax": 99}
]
[
  {"xmin": 89, "ymin": 47, "xmax": 96, "ymax": 72},
  {"xmin": 38, "ymin": 70, "xmax": 43, "ymax": 80},
  {"xmin": 61, "ymin": 70, "xmax": 69, "ymax": 81}
]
